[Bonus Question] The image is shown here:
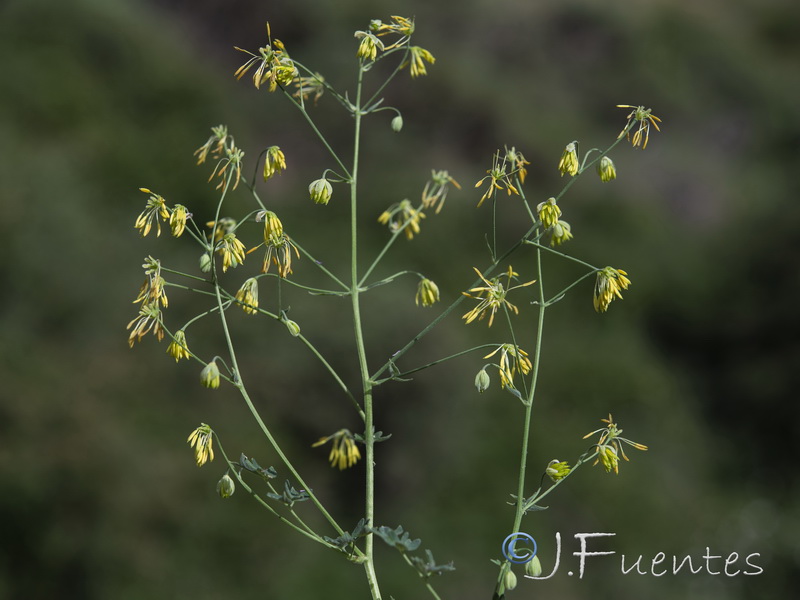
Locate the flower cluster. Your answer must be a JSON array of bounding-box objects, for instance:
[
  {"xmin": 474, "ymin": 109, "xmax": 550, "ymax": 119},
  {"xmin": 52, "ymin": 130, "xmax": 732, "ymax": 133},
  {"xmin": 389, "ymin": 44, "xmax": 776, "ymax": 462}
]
[
  {"xmin": 558, "ymin": 142, "xmax": 579, "ymax": 177},
  {"xmin": 593, "ymin": 267, "xmax": 631, "ymax": 313},
  {"xmin": 187, "ymin": 424, "xmax": 215, "ymax": 467},
  {"xmin": 234, "ymin": 24, "xmax": 298, "ymax": 91},
  {"xmin": 166, "ymin": 330, "xmax": 190, "ymax": 362},
  {"xmin": 475, "ymin": 150, "xmax": 520, "ymax": 207},
  {"xmin": 194, "ymin": 127, "xmax": 245, "ymax": 191},
  {"xmin": 583, "ymin": 414, "xmax": 648, "ymax": 474},
  {"xmin": 378, "ymin": 199, "xmax": 426, "ymax": 240},
  {"xmin": 462, "ymin": 266, "xmax": 535, "ymax": 327},
  {"xmin": 484, "ymin": 343, "xmax": 532, "ymax": 389},
  {"xmin": 546, "ymin": 459, "xmax": 571, "ymax": 482},
  {"xmin": 421, "ymin": 170, "xmax": 460, "ymax": 214},
  {"xmin": 415, "ymin": 278, "xmax": 440, "ymax": 307},
  {"xmin": 617, "ymin": 105, "xmax": 662, "ymax": 149},
  {"xmin": 235, "ymin": 278, "xmax": 259, "ymax": 315},
  {"xmin": 312, "ymin": 429, "xmax": 362, "ymax": 470}
]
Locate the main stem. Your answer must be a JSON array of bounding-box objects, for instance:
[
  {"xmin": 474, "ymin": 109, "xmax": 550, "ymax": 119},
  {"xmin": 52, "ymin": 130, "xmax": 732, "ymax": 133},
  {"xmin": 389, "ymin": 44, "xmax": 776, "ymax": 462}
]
[
  {"xmin": 495, "ymin": 247, "xmax": 547, "ymax": 597},
  {"xmin": 349, "ymin": 65, "xmax": 382, "ymax": 600}
]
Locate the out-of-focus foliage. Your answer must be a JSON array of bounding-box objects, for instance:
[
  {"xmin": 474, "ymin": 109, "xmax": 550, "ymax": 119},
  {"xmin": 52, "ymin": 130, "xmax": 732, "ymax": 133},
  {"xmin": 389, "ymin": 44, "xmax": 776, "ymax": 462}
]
[{"xmin": 2, "ymin": 0, "xmax": 799, "ymax": 598}]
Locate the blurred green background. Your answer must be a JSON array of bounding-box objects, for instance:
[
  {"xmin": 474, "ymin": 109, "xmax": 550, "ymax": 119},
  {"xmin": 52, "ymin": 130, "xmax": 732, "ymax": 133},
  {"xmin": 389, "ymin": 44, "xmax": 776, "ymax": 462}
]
[{"xmin": 2, "ymin": 0, "xmax": 799, "ymax": 598}]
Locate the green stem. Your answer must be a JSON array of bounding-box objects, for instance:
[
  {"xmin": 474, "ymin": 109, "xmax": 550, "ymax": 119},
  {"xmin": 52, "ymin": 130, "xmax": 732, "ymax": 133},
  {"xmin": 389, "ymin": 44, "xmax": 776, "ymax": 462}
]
[
  {"xmin": 349, "ymin": 65, "xmax": 382, "ymax": 600},
  {"xmin": 210, "ymin": 172, "xmax": 346, "ymax": 540},
  {"xmin": 494, "ymin": 246, "xmax": 546, "ymax": 597}
]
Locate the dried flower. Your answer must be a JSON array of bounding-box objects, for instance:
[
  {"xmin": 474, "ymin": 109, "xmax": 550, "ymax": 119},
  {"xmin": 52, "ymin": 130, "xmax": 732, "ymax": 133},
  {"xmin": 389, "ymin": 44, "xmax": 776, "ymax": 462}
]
[
  {"xmin": 126, "ymin": 303, "xmax": 164, "ymax": 347},
  {"xmin": 617, "ymin": 105, "xmax": 662, "ymax": 149},
  {"xmin": 194, "ymin": 125, "xmax": 229, "ymax": 165},
  {"xmin": 421, "ymin": 170, "xmax": 461, "ymax": 214}
]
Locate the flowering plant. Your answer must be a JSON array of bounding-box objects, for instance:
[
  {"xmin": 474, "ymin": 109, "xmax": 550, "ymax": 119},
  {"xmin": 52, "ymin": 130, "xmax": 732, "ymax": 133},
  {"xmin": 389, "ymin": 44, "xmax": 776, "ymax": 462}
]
[{"xmin": 127, "ymin": 16, "xmax": 655, "ymax": 599}]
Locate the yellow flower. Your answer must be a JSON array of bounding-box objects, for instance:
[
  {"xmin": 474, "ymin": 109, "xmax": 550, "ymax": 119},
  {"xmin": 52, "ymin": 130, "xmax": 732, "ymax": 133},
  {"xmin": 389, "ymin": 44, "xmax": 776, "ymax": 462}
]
[
  {"xmin": 309, "ymin": 177, "xmax": 333, "ymax": 205},
  {"xmin": 166, "ymin": 329, "xmax": 190, "ymax": 362},
  {"xmin": 234, "ymin": 24, "xmax": 297, "ymax": 91},
  {"xmin": 187, "ymin": 424, "xmax": 214, "ymax": 466},
  {"xmin": 255, "ymin": 210, "xmax": 283, "ymax": 243},
  {"xmin": 484, "ymin": 343, "xmax": 532, "ymax": 389},
  {"xmin": 354, "ymin": 31, "xmax": 384, "ymax": 61},
  {"xmin": 557, "ymin": 142, "xmax": 579, "ymax": 177},
  {"xmin": 550, "ymin": 220, "xmax": 573, "ymax": 247},
  {"xmin": 593, "ymin": 267, "xmax": 631, "ymax": 313},
  {"xmin": 193, "ymin": 125, "xmax": 228, "ymax": 165},
  {"xmin": 536, "ymin": 197, "xmax": 561, "ymax": 229},
  {"xmin": 505, "ymin": 146, "xmax": 531, "ymax": 184},
  {"xmin": 200, "ymin": 360, "xmax": 221, "ymax": 389},
  {"xmin": 133, "ymin": 256, "xmax": 168, "ymax": 308},
  {"xmin": 249, "ymin": 233, "xmax": 300, "ymax": 278},
  {"xmin": 216, "ymin": 232, "xmax": 246, "ymax": 273},
  {"xmin": 421, "ymin": 170, "xmax": 461, "ymax": 214},
  {"xmin": 415, "ymin": 278, "xmax": 440, "ymax": 307},
  {"xmin": 617, "ymin": 105, "xmax": 662, "ymax": 149},
  {"xmin": 126, "ymin": 303, "xmax": 164, "ymax": 348},
  {"xmin": 462, "ymin": 266, "xmax": 535, "ymax": 327},
  {"xmin": 169, "ymin": 204, "xmax": 189, "ymax": 237},
  {"xmin": 134, "ymin": 188, "xmax": 170, "ymax": 237},
  {"xmin": 371, "ymin": 15, "xmax": 415, "ymax": 38},
  {"xmin": 405, "ymin": 46, "xmax": 435, "ymax": 78},
  {"xmin": 596, "ymin": 156, "xmax": 617, "ymax": 182},
  {"xmin": 377, "ymin": 199, "xmax": 426, "ymax": 240},
  {"xmin": 263, "ymin": 146, "xmax": 286, "ymax": 180},
  {"xmin": 235, "ymin": 278, "xmax": 259, "ymax": 315},
  {"xmin": 545, "ymin": 459, "xmax": 571, "ymax": 482},
  {"xmin": 583, "ymin": 414, "xmax": 648, "ymax": 474},
  {"xmin": 475, "ymin": 151, "xmax": 520, "ymax": 207},
  {"xmin": 312, "ymin": 429, "xmax": 361, "ymax": 470}
]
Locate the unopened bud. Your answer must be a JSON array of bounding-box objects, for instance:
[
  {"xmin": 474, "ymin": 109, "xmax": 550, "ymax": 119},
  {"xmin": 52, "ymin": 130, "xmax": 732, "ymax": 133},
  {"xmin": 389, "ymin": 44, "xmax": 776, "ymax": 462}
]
[
  {"xmin": 216, "ymin": 473, "xmax": 235, "ymax": 498},
  {"xmin": 474, "ymin": 368, "xmax": 491, "ymax": 393},
  {"xmin": 391, "ymin": 115, "xmax": 403, "ymax": 132},
  {"xmin": 504, "ymin": 568, "xmax": 517, "ymax": 591},
  {"xmin": 525, "ymin": 555, "xmax": 542, "ymax": 578}
]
